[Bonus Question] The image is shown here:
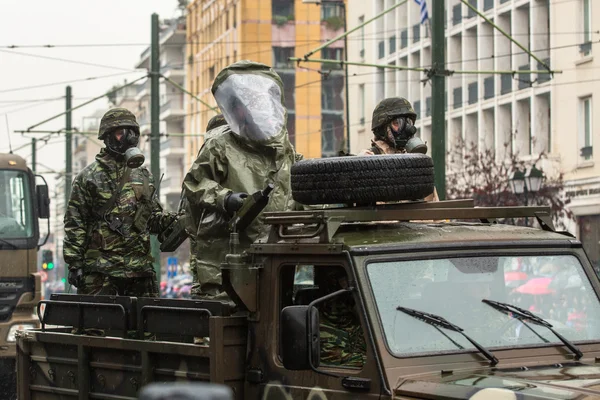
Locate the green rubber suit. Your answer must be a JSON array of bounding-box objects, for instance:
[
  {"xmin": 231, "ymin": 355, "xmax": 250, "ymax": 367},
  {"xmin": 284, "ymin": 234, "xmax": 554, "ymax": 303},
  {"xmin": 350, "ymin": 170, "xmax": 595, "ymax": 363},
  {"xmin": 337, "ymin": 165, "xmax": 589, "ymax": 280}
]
[{"xmin": 183, "ymin": 60, "xmax": 301, "ymax": 300}]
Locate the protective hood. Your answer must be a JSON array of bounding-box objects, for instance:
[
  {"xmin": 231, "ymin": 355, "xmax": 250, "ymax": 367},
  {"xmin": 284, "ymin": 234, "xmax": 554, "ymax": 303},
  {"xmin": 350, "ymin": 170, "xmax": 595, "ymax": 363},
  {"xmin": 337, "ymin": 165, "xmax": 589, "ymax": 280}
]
[{"xmin": 211, "ymin": 60, "xmax": 286, "ymax": 144}]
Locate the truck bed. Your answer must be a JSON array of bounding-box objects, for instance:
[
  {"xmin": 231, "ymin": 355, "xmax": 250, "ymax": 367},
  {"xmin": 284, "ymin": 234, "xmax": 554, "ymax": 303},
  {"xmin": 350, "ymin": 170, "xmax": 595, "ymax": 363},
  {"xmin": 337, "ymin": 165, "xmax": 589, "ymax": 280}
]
[{"xmin": 16, "ymin": 295, "xmax": 247, "ymax": 400}]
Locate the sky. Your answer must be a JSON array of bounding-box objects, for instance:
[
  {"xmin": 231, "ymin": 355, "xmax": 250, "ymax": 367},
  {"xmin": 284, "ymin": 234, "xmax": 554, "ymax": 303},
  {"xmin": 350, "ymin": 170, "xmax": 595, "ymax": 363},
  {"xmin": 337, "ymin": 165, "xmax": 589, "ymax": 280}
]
[{"xmin": 0, "ymin": 0, "xmax": 183, "ymax": 195}]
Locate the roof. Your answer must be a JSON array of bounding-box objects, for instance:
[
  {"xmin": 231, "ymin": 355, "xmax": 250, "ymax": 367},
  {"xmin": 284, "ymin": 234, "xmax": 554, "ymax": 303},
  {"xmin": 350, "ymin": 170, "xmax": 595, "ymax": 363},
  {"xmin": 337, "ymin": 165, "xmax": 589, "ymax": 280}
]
[
  {"xmin": 334, "ymin": 221, "xmax": 572, "ymax": 250},
  {"xmin": 259, "ymin": 200, "xmax": 574, "ymax": 253},
  {"xmin": 0, "ymin": 153, "xmax": 28, "ymax": 171}
]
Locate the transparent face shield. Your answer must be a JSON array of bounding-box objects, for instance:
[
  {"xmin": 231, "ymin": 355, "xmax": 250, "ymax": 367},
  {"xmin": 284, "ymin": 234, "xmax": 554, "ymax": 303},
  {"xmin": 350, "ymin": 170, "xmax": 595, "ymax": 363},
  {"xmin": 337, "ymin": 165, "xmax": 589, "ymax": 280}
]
[{"xmin": 214, "ymin": 74, "xmax": 286, "ymax": 143}]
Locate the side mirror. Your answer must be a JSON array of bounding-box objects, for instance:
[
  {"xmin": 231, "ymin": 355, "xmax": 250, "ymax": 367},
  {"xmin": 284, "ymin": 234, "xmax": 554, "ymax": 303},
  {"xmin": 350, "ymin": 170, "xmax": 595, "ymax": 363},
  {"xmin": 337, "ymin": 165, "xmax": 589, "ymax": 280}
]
[
  {"xmin": 138, "ymin": 383, "xmax": 234, "ymax": 400},
  {"xmin": 36, "ymin": 184, "xmax": 50, "ymax": 219},
  {"xmin": 280, "ymin": 305, "xmax": 320, "ymax": 370}
]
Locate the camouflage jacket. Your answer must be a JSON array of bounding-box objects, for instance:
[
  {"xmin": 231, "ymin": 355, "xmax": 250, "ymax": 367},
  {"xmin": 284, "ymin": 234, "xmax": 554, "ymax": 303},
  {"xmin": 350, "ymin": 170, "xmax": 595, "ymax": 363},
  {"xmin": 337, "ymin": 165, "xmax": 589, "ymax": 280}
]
[
  {"xmin": 319, "ymin": 298, "xmax": 367, "ymax": 368},
  {"xmin": 63, "ymin": 149, "xmax": 171, "ymax": 278}
]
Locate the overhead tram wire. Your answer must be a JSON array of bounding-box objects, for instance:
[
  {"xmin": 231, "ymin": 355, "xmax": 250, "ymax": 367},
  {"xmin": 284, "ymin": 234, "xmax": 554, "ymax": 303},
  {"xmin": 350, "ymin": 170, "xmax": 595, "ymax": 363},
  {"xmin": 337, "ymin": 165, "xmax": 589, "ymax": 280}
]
[
  {"xmin": 0, "ymin": 71, "xmax": 142, "ymax": 94},
  {"xmin": 0, "ymin": 49, "xmax": 141, "ymax": 72}
]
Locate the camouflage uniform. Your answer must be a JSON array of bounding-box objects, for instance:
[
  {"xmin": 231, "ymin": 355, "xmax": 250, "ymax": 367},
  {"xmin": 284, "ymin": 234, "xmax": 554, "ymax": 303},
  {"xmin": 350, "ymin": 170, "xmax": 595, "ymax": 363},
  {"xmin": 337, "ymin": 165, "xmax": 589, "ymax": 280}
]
[
  {"xmin": 359, "ymin": 97, "xmax": 439, "ymax": 202},
  {"xmin": 183, "ymin": 61, "xmax": 300, "ymax": 300},
  {"xmin": 63, "ymin": 108, "xmax": 175, "ymax": 297},
  {"xmin": 319, "ymin": 295, "xmax": 367, "ymax": 368}
]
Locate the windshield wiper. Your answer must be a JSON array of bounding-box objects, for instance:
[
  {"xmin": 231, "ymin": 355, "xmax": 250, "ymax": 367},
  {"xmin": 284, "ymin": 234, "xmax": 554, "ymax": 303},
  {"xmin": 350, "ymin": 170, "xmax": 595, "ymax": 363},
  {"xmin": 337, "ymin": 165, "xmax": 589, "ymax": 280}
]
[
  {"xmin": 482, "ymin": 299, "xmax": 583, "ymax": 360},
  {"xmin": 396, "ymin": 306, "xmax": 498, "ymax": 366},
  {"xmin": 0, "ymin": 237, "xmax": 17, "ymax": 249}
]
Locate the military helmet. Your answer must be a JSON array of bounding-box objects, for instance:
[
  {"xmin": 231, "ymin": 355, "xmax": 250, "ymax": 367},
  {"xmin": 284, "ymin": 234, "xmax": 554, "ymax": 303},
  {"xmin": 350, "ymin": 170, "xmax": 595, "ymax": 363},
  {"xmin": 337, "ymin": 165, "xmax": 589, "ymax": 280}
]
[
  {"xmin": 206, "ymin": 113, "xmax": 227, "ymax": 131},
  {"xmin": 98, "ymin": 108, "xmax": 139, "ymax": 140},
  {"xmin": 371, "ymin": 97, "xmax": 417, "ymax": 131}
]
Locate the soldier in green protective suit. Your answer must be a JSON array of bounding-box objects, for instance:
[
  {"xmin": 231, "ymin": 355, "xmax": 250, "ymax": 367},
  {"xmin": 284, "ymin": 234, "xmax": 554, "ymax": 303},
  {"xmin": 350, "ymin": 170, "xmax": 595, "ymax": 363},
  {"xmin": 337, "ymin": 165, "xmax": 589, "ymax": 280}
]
[
  {"xmin": 63, "ymin": 108, "xmax": 176, "ymax": 297},
  {"xmin": 183, "ymin": 60, "xmax": 301, "ymax": 300},
  {"xmin": 186, "ymin": 114, "xmax": 229, "ymax": 290}
]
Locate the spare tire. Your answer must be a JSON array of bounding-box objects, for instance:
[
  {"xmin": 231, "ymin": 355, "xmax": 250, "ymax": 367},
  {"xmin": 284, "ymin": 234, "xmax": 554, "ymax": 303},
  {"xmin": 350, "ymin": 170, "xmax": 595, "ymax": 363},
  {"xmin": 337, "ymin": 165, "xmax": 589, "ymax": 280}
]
[{"xmin": 291, "ymin": 154, "xmax": 434, "ymax": 205}]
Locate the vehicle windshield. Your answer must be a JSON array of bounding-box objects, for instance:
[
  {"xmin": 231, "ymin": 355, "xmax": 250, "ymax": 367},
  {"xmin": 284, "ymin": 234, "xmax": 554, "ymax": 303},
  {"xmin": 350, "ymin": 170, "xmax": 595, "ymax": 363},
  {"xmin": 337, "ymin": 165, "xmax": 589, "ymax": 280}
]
[
  {"xmin": 367, "ymin": 255, "xmax": 600, "ymax": 356},
  {"xmin": 0, "ymin": 170, "xmax": 33, "ymax": 239}
]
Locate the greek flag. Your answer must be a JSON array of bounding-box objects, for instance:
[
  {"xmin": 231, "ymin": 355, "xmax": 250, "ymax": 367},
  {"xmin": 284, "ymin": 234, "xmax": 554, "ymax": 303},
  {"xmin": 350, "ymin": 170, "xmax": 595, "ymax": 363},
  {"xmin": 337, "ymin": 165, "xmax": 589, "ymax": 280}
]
[{"xmin": 414, "ymin": 0, "xmax": 429, "ymax": 25}]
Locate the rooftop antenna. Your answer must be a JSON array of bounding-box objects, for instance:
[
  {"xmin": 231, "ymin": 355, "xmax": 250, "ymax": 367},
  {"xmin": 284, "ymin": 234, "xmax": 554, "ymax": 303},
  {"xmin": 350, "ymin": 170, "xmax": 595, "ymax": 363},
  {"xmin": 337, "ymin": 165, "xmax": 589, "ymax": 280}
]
[{"xmin": 4, "ymin": 115, "xmax": 13, "ymax": 154}]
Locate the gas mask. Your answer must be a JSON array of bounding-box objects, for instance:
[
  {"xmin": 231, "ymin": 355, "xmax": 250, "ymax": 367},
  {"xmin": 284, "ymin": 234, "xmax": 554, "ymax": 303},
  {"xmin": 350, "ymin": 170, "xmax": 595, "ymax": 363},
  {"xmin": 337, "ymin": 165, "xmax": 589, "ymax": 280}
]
[
  {"xmin": 104, "ymin": 128, "xmax": 145, "ymax": 168},
  {"xmin": 387, "ymin": 117, "xmax": 427, "ymax": 154}
]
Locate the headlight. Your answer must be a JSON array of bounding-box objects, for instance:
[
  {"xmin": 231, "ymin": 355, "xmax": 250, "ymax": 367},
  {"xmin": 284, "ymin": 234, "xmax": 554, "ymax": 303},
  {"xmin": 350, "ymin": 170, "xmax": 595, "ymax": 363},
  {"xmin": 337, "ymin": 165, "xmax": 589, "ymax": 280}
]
[{"xmin": 6, "ymin": 323, "xmax": 36, "ymax": 342}]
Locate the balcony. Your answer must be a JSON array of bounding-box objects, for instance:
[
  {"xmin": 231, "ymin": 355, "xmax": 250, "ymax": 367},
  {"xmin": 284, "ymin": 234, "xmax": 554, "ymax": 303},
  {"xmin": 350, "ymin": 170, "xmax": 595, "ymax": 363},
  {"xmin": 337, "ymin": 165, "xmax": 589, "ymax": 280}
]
[
  {"xmin": 453, "ymin": 87, "xmax": 462, "ymax": 109},
  {"xmin": 483, "ymin": 76, "xmax": 494, "ymax": 99},
  {"xmin": 468, "ymin": 82, "xmax": 478, "ymax": 105},
  {"xmin": 159, "ymin": 97, "xmax": 185, "ymax": 121},
  {"xmin": 518, "ymin": 64, "xmax": 530, "ymax": 90},
  {"xmin": 500, "ymin": 74, "xmax": 512, "ymax": 95},
  {"xmin": 135, "ymin": 80, "xmax": 149, "ymax": 101}
]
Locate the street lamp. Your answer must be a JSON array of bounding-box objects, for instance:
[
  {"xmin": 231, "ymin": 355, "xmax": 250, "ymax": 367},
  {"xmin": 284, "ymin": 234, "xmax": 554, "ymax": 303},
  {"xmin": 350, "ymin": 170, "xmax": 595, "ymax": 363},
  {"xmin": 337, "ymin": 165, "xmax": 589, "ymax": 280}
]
[{"xmin": 509, "ymin": 165, "xmax": 545, "ymax": 225}]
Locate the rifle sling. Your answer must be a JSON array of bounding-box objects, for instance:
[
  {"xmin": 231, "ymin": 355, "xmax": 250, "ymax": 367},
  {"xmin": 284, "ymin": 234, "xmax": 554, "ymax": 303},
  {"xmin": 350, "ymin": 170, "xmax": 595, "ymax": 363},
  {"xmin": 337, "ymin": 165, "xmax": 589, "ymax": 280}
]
[{"xmin": 94, "ymin": 167, "xmax": 132, "ymax": 219}]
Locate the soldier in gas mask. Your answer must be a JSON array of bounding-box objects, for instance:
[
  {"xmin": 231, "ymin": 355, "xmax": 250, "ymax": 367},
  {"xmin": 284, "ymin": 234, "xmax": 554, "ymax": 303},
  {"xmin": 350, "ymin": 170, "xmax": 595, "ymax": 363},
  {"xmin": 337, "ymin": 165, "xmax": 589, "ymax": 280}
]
[
  {"xmin": 360, "ymin": 97, "xmax": 438, "ymax": 201},
  {"xmin": 360, "ymin": 97, "xmax": 428, "ymax": 155},
  {"xmin": 63, "ymin": 108, "xmax": 176, "ymax": 297}
]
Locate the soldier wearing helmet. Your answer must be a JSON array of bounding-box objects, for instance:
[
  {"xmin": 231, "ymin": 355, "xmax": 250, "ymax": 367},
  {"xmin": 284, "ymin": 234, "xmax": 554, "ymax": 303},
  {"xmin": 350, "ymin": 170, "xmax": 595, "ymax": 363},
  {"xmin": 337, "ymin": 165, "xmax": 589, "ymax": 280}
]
[
  {"xmin": 63, "ymin": 108, "xmax": 177, "ymax": 297},
  {"xmin": 359, "ymin": 97, "xmax": 428, "ymax": 156},
  {"xmin": 359, "ymin": 97, "xmax": 438, "ymax": 201}
]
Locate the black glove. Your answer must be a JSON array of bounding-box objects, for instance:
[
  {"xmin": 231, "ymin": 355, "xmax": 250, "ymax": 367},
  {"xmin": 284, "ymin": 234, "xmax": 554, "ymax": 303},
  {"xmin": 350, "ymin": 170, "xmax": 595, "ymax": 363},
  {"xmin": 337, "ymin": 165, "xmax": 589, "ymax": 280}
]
[
  {"xmin": 225, "ymin": 192, "xmax": 248, "ymax": 216},
  {"xmin": 68, "ymin": 268, "xmax": 83, "ymax": 288}
]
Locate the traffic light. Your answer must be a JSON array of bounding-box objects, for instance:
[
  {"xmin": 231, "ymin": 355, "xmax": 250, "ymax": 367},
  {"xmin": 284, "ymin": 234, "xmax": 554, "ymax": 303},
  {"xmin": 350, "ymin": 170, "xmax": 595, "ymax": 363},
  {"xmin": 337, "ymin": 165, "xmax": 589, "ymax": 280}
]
[{"xmin": 41, "ymin": 250, "xmax": 54, "ymax": 270}]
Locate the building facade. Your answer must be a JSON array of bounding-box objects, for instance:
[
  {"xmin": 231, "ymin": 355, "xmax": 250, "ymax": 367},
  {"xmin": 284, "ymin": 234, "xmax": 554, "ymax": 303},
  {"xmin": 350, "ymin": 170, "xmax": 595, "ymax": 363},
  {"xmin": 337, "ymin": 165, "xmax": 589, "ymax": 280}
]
[
  {"xmin": 553, "ymin": 0, "xmax": 599, "ymax": 270},
  {"xmin": 348, "ymin": 0, "xmax": 598, "ymax": 268},
  {"xmin": 136, "ymin": 17, "xmax": 187, "ymax": 212},
  {"xmin": 185, "ymin": 0, "xmax": 347, "ymax": 167}
]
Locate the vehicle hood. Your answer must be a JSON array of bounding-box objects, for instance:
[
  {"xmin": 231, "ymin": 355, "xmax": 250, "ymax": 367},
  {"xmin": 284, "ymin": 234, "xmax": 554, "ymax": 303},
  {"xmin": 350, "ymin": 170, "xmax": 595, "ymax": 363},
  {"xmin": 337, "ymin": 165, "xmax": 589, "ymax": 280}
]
[{"xmin": 395, "ymin": 363, "xmax": 600, "ymax": 399}]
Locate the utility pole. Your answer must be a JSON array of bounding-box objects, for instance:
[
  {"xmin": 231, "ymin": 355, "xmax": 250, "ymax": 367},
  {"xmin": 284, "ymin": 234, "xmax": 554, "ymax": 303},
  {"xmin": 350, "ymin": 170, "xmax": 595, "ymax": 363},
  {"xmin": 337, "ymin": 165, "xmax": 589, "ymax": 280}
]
[
  {"xmin": 65, "ymin": 85, "xmax": 72, "ymax": 203},
  {"xmin": 342, "ymin": 2, "xmax": 350, "ymax": 154},
  {"xmin": 31, "ymin": 138, "xmax": 36, "ymax": 174},
  {"xmin": 150, "ymin": 13, "xmax": 161, "ymax": 284},
  {"xmin": 430, "ymin": 0, "xmax": 446, "ymax": 200}
]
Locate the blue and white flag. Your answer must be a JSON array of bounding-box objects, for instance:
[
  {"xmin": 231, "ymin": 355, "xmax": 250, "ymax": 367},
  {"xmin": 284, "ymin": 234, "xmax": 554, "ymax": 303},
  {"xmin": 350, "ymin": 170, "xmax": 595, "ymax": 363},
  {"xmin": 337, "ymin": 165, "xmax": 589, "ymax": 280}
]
[{"xmin": 414, "ymin": 0, "xmax": 429, "ymax": 25}]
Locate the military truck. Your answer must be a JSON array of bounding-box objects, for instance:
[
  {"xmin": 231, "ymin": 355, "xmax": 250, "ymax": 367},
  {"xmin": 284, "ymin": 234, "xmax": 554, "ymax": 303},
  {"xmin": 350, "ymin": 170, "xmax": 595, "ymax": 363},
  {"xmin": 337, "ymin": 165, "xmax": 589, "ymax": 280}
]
[
  {"xmin": 16, "ymin": 155, "xmax": 600, "ymax": 399},
  {"xmin": 0, "ymin": 153, "xmax": 50, "ymax": 398}
]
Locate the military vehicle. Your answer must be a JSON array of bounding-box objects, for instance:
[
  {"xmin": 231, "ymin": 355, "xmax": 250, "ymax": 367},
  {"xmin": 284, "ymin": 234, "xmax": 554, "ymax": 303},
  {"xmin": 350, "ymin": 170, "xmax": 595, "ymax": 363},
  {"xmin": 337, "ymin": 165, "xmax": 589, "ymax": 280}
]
[
  {"xmin": 15, "ymin": 154, "xmax": 600, "ymax": 399},
  {"xmin": 0, "ymin": 153, "xmax": 49, "ymax": 398}
]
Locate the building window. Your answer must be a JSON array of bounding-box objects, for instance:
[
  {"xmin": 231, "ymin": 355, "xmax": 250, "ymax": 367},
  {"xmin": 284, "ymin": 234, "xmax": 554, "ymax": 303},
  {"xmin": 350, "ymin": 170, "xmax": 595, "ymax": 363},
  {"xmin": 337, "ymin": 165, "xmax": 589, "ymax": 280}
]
[
  {"xmin": 400, "ymin": 29, "xmax": 408, "ymax": 49},
  {"xmin": 273, "ymin": 47, "xmax": 295, "ymax": 69},
  {"xmin": 378, "ymin": 41, "xmax": 385, "ymax": 59},
  {"xmin": 389, "ymin": 36, "xmax": 396, "ymax": 54},
  {"xmin": 359, "ymin": 15, "xmax": 365, "ymax": 58},
  {"xmin": 359, "ymin": 84, "xmax": 365, "ymax": 125},
  {"xmin": 580, "ymin": 96, "xmax": 593, "ymax": 161},
  {"xmin": 581, "ymin": 0, "xmax": 592, "ymax": 55},
  {"xmin": 322, "ymin": 121, "xmax": 335, "ymax": 154},
  {"xmin": 273, "ymin": 0, "xmax": 294, "ymax": 18},
  {"xmin": 233, "ymin": 4, "xmax": 237, "ymax": 28},
  {"xmin": 413, "ymin": 24, "xmax": 420, "ymax": 43},
  {"xmin": 321, "ymin": 2, "xmax": 343, "ymax": 19}
]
